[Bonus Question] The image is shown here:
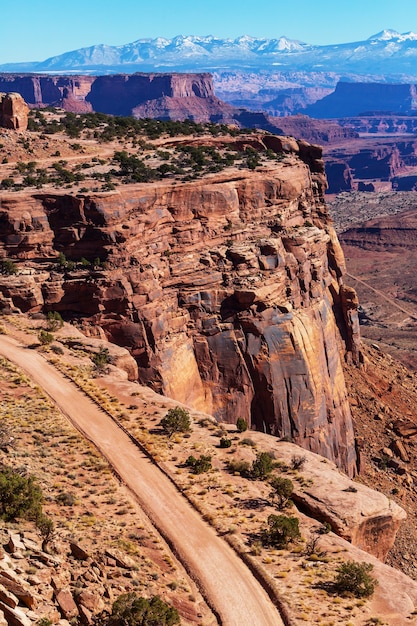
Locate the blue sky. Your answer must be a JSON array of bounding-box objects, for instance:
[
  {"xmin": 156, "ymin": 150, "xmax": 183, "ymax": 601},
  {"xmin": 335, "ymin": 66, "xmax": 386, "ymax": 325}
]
[{"xmin": 2, "ymin": 0, "xmax": 417, "ymax": 63}]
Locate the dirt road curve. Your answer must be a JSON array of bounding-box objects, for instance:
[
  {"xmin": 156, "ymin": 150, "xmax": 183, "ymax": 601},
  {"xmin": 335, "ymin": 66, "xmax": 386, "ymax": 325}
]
[{"xmin": 0, "ymin": 336, "xmax": 284, "ymax": 626}]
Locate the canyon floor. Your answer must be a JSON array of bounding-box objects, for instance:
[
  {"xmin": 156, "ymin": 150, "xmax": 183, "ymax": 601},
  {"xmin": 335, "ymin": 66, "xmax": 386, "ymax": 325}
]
[{"xmin": 328, "ymin": 191, "xmax": 417, "ymax": 371}]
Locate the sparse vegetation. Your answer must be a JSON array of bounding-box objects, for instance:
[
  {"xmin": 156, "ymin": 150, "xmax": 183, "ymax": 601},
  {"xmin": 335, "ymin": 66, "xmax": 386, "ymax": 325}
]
[
  {"xmin": 92, "ymin": 346, "xmax": 112, "ymax": 370},
  {"xmin": 38, "ymin": 330, "xmax": 54, "ymax": 345},
  {"xmin": 236, "ymin": 418, "xmax": 248, "ymax": 433},
  {"xmin": 47, "ymin": 311, "xmax": 64, "ymax": 331},
  {"xmin": 250, "ymin": 451, "xmax": 274, "ymax": 479},
  {"xmin": 333, "ymin": 561, "xmax": 377, "ymax": 598},
  {"xmin": 185, "ymin": 455, "xmax": 212, "ymax": 474},
  {"xmin": 160, "ymin": 407, "xmax": 191, "ymax": 436},
  {"xmin": 269, "ymin": 476, "xmax": 294, "ymax": 508},
  {"xmin": 0, "ymin": 465, "xmax": 43, "ymax": 523},
  {"xmin": 260, "ymin": 514, "xmax": 301, "ymax": 548},
  {"xmin": 0, "ymin": 259, "xmax": 18, "ymax": 275},
  {"xmin": 110, "ymin": 592, "xmax": 180, "ymax": 626}
]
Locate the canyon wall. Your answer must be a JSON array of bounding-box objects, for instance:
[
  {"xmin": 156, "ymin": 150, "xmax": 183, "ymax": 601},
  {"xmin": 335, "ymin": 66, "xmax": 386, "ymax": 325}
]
[
  {"xmin": 0, "ymin": 73, "xmax": 234, "ymax": 122},
  {"xmin": 0, "ymin": 135, "xmax": 360, "ymax": 475},
  {"xmin": 305, "ymin": 82, "xmax": 417, "ymax": 118}
]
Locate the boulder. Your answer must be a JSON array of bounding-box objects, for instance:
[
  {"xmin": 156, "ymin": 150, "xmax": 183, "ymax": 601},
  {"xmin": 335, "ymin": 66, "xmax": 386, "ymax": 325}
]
[
  {"xmin": 262, "ymin": 441, "xmax": 406, "ymax": 561},
  {"xmin": 0, "ymin": 93, "xmax": 29, "ymax": 131},
  {"xmin": 55, "ymin": 589, "xmax": 79, "ymax": 620}
]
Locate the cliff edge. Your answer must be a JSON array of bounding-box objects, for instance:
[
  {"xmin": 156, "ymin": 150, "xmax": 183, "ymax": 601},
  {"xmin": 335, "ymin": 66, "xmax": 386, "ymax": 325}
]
[{"xmin": 0, "ymin": 132, "xmax": 360, "ymax": 476}]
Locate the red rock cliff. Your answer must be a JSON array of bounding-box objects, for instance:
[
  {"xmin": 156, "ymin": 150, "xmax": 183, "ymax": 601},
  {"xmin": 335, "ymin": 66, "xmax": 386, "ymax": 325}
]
[
  {"xmin": 0, "ymin": 73, "xmax": 229, "ymax": 120},
  {"xmin": 0, "ymin": 135, "xmax": 360, "ymax": 476}
]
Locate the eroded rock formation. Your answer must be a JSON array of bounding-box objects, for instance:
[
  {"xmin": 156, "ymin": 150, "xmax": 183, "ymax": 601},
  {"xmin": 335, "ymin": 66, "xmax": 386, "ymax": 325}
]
[
  {"xmin": 0, "ymin": 92, "xmax": 29, "ymax": 130},
  {"xmin": 0, "ymin": 73, "xmax": 234, "ymax": 122},
  {"xmin": 0, "ymin": 134, "xmax": 360, "ymax": 475}
]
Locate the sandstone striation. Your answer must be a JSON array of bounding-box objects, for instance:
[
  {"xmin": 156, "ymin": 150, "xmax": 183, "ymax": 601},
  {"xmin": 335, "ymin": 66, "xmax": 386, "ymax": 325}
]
[
  {"xmin": 0, "ymin": 75, "xmax": 94, "ymax": 113},
  {"xmin": 0, "ymin": 134, "xmax": 360, "ymax": 475},
  {"xmin": 0, "ymin": 73, "xmax": 233, "ymax": 121},
  {"xmin": 0, "ymin": 93, "xmax": 29, "ymax": 130}
]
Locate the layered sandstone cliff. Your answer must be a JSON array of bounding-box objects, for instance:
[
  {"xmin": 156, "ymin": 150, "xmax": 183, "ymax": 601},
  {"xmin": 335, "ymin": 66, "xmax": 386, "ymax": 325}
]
[
  {"xmin": 0, "ymin": 135, "xmax": 360, "ymax": 475},
  {"xmin": 0, "ymin": 73, "xmax": 234, "ymax": 121}
]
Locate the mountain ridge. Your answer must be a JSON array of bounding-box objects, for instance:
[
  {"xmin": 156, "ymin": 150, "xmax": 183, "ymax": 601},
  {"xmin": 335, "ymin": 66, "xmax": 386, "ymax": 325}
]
[{"xmin": 3, "ymin": 31, "xmax": 417, "ymax": 78}]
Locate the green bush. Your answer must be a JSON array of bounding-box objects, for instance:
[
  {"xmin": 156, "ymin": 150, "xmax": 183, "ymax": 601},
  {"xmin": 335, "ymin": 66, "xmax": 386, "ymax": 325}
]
[
  {"xmin": 269, "ymin": 476, "xmax": 294, "ymax": 508},
  {"xmin": 92, "ymin": 346, "xmax": 112, "ymax": 370},
  {"xmin": 185, "ymin": 455, "xmax": 212, "ymax": 474},
  {"xmin": 334, "ymin": 561, "xmax": 377, "ymax": 598},
  {"xmin": 261, "ymin": 514, "xmax": 301, "ymax": 548},
  {"xmin": 250, "ymin": 452, "xmax": 274, "ymax": 479},
  {"xmin": 0, "ymin": 466, "xmax": 43, "ymax": 522},
  {"xmin": 38, "ymin": 330, "xmax": 54, "ymax": 345},
  {"xmin": 0, "ymin": 259, "xmax": 17, "ymax": 275},
  {"xmin": 160, "ymin": 407, "xmax": 191, "ymax": 436},
  {"xmin": 47, "ymin": 311, "xmax": 64, "ymax": 331},
  {"xmin": 110, "ymin": 593, "xmax": 180, "ymax": 625},
  {"xmin": 236, "ymin": 418, "xmax": 248, "ymax": 433},
  {"xmin": 219, "ymin": 437, "xmax": 232, "ymax": 448}
]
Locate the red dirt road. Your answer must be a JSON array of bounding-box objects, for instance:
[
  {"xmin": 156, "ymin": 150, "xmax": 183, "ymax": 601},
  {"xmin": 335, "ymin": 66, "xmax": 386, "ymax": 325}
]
[{"xmin": 0, "ymin": 335, "xmax": 284, "ymax": 626}]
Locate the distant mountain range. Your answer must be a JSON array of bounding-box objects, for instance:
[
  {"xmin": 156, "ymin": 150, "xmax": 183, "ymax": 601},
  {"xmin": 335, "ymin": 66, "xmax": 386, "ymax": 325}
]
[{"xmin": 2, "ymin": 30, "xmax": 417, "ymax": 78}]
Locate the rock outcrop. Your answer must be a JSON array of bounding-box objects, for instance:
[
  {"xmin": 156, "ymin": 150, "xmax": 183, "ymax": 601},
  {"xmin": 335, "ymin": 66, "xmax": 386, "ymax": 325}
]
[
  {"xmin": 270, "ymin": 442, "xmax": 406, "ymax": 561},
  {"xmin": 0, "ymin": 134, "xmax": 360, "ymax": 475},
  {"xmin": 0, "ymin": 93, "xmax": 29, "ymax": 130}
]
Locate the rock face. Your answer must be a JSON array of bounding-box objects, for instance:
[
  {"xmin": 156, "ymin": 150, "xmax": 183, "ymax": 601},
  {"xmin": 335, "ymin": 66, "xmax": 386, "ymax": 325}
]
[
  {"xmin": 0, "ymin": 93, "xmax": 29, "ymax": 130},
  {"xmin": 0, "ymin": 135, "xmax": 360, "ymax": 475},
  {"xmin": 0, "ymin": 75, "xmax": 94, "ymax": 113},
  {"xmin": 0, "ymin": 73, "xmax": 234, "ymax": 122},
  {"xmin": 305, "ymin": 81, "xmax": 417, "ymax": 118}
]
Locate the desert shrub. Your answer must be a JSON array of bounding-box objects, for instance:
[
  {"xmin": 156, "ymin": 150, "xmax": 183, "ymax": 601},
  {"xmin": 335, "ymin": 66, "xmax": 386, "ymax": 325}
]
[
  {"xmin": 239, "ymin": 438, "xmax": 256, "ymax": 447},
  {"xmin": 261, "ymin": 514, "xmax": 301, "ymax": 548},
  {"xmin": 219, "ymin": 437, "xmax": 232, "ymax": 448},
  {"xmin": 228, "ymin": 459, "xmax": 250, "ymax": 476},
  {"xmin": 333, "ymin": 561, "xmax": 377, "ymax": 598},
  {"xmin": 0, "ymin": 259, "xmax": 17, "ymax": 275},
  {"xmin": 236, "ymin": 418, "xmax": 248, "ymax": 433},
  {"xmin": 0, "ymin": 466, "xmax": 43, "ymax": 521},
  {"xmin": 36, "ymin": 619, "xmax": 53, "ymax": 626},
  {"xmin": 250, "ymin": 452, "xmax": 274, "ymax": 479},
  {"xmin": 47, "ymin": 311, "xmax": 64, "ymax": 331},
  {"xmin": 269, "ymin": 476, "xmax": 294, "ymax": 508},
  {"xmin": 185, "ymin": 455, "xmax": 212, "ymax": 474},
  {"xmin": 38, "ymin": 330, "xmax": 53, "ymax": 345},
  {"xmin": 56, "ymin": 491, "xmax": 76, "ymax": 506},
  {"xmin": 92, "ymin": 346, "xmax": 112, "ymax": 370},
  {"xmin": 50, "ymin": 344, "xmax": 64, "ymax": 355},
  {"xmin": 110, "ymin": 592, "xmax": 180, "ymax": 625},
  {"xmin": 37, "ymin": 513, "xmax": 54, "ymax": 550},
  {"xmin": 291, "ymin": 454, "xmax": 306, "ymax": 470},
  {"xmin": 160, "ymin": 407, "xmax": 191, "ymax": 436}
]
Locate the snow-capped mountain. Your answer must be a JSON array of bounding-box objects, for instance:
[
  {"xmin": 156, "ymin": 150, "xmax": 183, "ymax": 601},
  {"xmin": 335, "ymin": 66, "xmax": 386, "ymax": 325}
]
[{"xmin": 2, "ymin": 31, "xmax": 417, "ymax": 77}]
